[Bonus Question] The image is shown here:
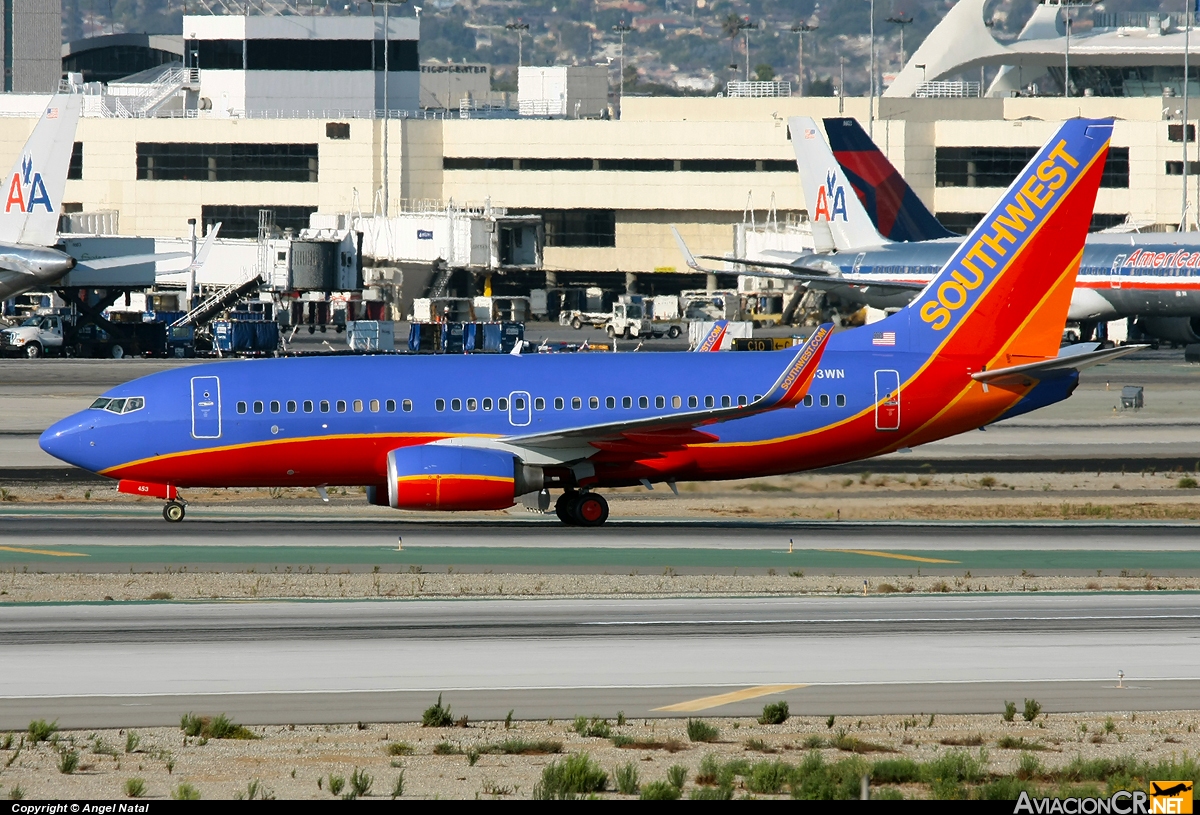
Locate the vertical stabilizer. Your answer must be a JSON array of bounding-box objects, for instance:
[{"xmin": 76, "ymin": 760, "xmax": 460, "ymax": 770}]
[
  {"xmin": 789, "ymin": 116, "xmax": 889, "ymax": 251},
  {"xmin": 0, "ymin": 95, "xmax": 83, "ymax": 247},
  {"xmin": 822, "ymin": 117, "xmax": 958, "ymax": 242}
]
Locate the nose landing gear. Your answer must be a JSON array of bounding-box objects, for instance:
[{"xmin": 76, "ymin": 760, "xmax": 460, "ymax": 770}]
[
  {"xmin": 554, "ymin": 490, "xmax": 609, "ymax": 527},
  {"xmin": 162, "ymin": 501, "xmax": 186, "ymax": 523}
]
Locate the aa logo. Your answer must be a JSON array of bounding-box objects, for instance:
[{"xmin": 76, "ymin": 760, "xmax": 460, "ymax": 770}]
[
  {"xmin": 813, "ymin": 170, "xmax": 847, "ymax": 222},
  {"xmin": 1150, "ymin": 781, "xmax": 1193, "ymax": 814}
]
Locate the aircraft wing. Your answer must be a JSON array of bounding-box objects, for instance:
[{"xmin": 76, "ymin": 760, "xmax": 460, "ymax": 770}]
[
  {"xmin": 492, "ymin": 324, "xmax": 833, "ymax": 452},
  {"xmin": 74, "ymin": 252, "xmax": 191, "ymax": 272},
  {"xmin": 672, "ymin": 226, "xmax": 925, "ymax": 296},
  {"xmin": 973, "ymin": 344, "xmax": 1147, "ymax": 385}
]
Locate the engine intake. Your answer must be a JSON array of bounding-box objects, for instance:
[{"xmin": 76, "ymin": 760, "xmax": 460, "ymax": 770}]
[{"xmin": 383, "ymin": 445, "xmax": 542, "ymax": 511}]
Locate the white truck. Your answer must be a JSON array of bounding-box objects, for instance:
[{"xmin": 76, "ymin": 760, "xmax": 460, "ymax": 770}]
[
  {"xmin": 0, "ymin": 312, "xmax": 65, "ymax": 358},
  {"xmin": 605, "ymin": 299, "xmax": 683, "ymax": 339}
]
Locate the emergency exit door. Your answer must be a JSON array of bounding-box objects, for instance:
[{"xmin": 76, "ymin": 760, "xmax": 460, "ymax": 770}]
[
  {"xmin": 508, "ymin": 390, "xmax": 531, "ymax": 426},
  {"xmin": 191, "ymin": 376, "xmax": 222, "ymax": 439},
  {"xmin": 874, "ymin": 370, "xmax": 900, "ymax": 431}
]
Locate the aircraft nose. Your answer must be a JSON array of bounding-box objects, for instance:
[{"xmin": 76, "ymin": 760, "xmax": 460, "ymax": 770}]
[{"xmin": 39, "ymin": 413, "xmax": 92, "ymax": 469}]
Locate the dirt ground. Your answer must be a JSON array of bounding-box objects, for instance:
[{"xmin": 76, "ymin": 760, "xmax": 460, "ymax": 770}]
[{"xmin": 1, "ymin": 710, "xmax": 1195, "ymax": 800}]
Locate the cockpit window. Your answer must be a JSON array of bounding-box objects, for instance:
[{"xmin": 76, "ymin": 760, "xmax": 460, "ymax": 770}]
[
  {"xmin": 89, "ymin": 398, "xmax": 111, "ymax": 410},
  {"xmin": 95, "ymin": 396, "xmax": 144, "ymax": 414},
  {"xmin": 104, "ymin": 399, "xmax": 127, "ymax": 413},
  {"xmin": 124, "ymin": 397, "xmax": 145, "ymax": 413}
]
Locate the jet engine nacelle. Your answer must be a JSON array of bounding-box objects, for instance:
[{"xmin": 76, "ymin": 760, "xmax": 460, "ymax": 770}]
[
  {"xmin": 1137, "ymin": 316, "xmax": 1200, "ymax": 344},
  {"xmin": 380, "ymin": 445, "xmax": 543, "ymax": 511}
]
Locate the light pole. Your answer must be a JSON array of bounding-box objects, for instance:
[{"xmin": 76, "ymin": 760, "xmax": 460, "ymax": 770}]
[
  {"xmin": 613, "ymin": 21, "xmax": 632, "ymax": 115},
  {"xmin": 375, "ymin": 0, "xmax": 407, "ymax": 218},
  {"xmin": 868, "ymin": 0, "xmax": 875, "ymax": 138},
  {"xmin": 886, "ymin": 15, "xmax": 913, "ymax": 71},
  {"xmin": 737, "ymin": 18, "xmax": 755, "ymax": 81},
  {"xmin": 506, "ymin": 21, "xmax": 529, "ymax": 68},
  {"xmin": 791, "ymin": 21, "xmax": 817, "ymax": 96},
  {"xmin": 1184, "ymin": 0, "xmax": 1192, "ymax": 229},
  {"xmin": 1063, "ymin": 4, "xmax": 1071, "ymax": 97}
]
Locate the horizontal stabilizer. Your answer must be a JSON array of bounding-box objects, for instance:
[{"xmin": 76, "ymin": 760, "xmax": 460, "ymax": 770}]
[{"xmin": 972, "ymin": 344, "xmax": 1146, "ymax": 384}]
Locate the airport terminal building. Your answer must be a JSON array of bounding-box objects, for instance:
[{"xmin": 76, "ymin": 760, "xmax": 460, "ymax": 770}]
[{"xmin": 2, "ymin": 7, "xmax": 1200, "ymax": 279}]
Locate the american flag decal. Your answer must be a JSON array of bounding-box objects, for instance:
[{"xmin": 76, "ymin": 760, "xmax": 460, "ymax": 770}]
[
  {"xmin": 872, "ymin": 331, "xmax": 896, "ymax": 346},
  {"xmin": 47, "ymin": 109, "xmax": 58, "ymax": 119}
]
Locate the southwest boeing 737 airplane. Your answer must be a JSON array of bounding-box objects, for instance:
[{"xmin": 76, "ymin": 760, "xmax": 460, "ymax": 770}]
[{"xmin": 41, "ymin": 118, "xmax": 1130, "ymax": 526}]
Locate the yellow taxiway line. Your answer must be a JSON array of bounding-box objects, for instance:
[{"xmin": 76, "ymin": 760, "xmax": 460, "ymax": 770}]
[
  {"xmin": 653, "ymin": 684, "xmax": 807, "ymax": 713},
  {"xmin": 0, "ymin": 545, "xmax": 89, "ymax": 558},
  {"xmin": 823, "ymin": 549, "xmax": 960, "ymax": 564}
]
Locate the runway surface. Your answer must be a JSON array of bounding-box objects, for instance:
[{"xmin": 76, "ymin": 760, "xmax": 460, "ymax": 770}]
[
  {"xmin": 2, "ymin": 514, "xmax": 1200, "ymax": 573},
  {"xmin": 0, "ymin": 594, "xmax": 1196, "ymax": 728}
]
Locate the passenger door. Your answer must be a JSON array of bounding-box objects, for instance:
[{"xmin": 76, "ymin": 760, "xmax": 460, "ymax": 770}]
[
  {"xmin": 191, "ymin": 376, "xmax": 222, "ymax": 439},
  {"xmin": 874, "ymin": 370, "xmax": 900, "ymax": 431},
  {"xmin": 1110, "ymin": 254, "xmax": 1127, "ymax": 289},
  {"xmin": 508, "ymin": 390, "xmax": 531, "ymax": 427}
]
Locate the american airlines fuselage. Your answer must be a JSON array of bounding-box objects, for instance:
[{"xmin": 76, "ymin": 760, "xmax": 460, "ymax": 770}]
[{"xmin": 793, "ymin": 234, "xmax": 1200, "ymax": 323}]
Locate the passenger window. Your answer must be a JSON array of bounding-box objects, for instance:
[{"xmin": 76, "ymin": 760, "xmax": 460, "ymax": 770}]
[
  {"xmin": 621, "ymin": 396, "xmax": 632, "ymax": 409},
  {"xmin": 401, "ymin": 400, "xmax": 412, "ymax": 412},
  {"xmin": 499, "ymin": 398, "xmax": 509, "ymax": 410},
  {"xmin": 435, "ymin": 398, "xmax": 446, "ymax": 411},
  {"xmin": 534, "ymin": 397, "xmax": 545, "ymax": 410},
  {"xmin": 820, "ymin": 394, "xmax": 830, "ymax": 407},
  {"xmin": 336, "ymin": 400, "xmax": 347, "ymax": 413},
  {"xmin": 304, "ymin": 400, "xmax": 314, "ymax": 413},
  {"xmin": 452, "ymin": 398, "xmax": 462, "ymax": 411},
  {"xmin": 124, "ymin": 397, "xmax": 144, "ymax": 413},
  {"xmin": 572, "ymin": 397, "xmax": 581, "ymax": 409},
  {"xmin": 589, "ymin": 396, "xmax": 599, "ymax": 409},
  {"xmin": 554, "ymin": 397, "xmax": 564, "ymax": 410},
  {"xmin": 237, "ymin": 401, "xmax": 248, "ymax": 414},
  {"xmin": 270, "ymin": 400, "xmax": 280, "ymax": 413},
  {"xmin": 655, "ymin": 396, "xmax": 665, "ymax": 409},
  {"xmin": 320, "ymin": 400, "xmax": 330, "ymax": 413},
  {"xmin": 353, "ymin": 399, "xmax": 363, "ymax": 413},
  {"xmin": 704, "ymin": 396, "xmax": 715, "ymax": 408},
  {"xmin": 287, "ymin": 400, "xmax": 297, "ymax": 413},
  {"xmin": 803, "ymin": 395, "xmax": 813, "ymax": 407},
  {"xmin": 721, "ymin": 395, "xmax": 731, "ymax": 408},
  {"xmin": 369, "ymin": 399, "xmax": 380, "ymax": 412},
  {"xmin": 483, "ymin": 397, "xmax": 493, "ymax": 411},
  {"xmin": 738, "ymin": 395, "xmax": 748, "ymax": 406},
  {"xmin": 513, "ymin": 397, "xmax": 525, "ymax": 410},
  {"xmin": 467, "ymin": 398, "xmax": 477, "ymax": 411},
  {"xmin": 638, "ymin": 396, "xmax": 649, "ymax": 409},
  {"xmin": 605, "ymin": 396, "xmax": 616, "ymax": 409},
  {"xmin": 672, "ymin": 396, "xmax": 681, "ymax": 408},
  {"xmin": 687, "ymin": 396, "xmax": 698, "ymax": 408},
  {"xmin": 253, "ymin": 401, "xmax": 264, "ymax": 414},
  {"xmin": 836, "ymin": 394, "xmax": 846, "ymax": 407}
]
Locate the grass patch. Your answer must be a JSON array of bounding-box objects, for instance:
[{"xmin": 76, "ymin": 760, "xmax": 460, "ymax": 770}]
[
  {"xmin": 180, "ymin": 713, "xmax": 257, "ymax": 740},
  {"xmin": 745, "ymin": 738, "xmax": 777, "ymax": 754},
  {"xmin": 746, "ymin": 759, "xmax": 795, "ymax": 794},
  {"xmin": 432, "ymin": 742, "xmax": 463, "ymax": 755},
  {"xmin": 422, "ymin": 694, "xmax": 455, "ymax": 728},
  {"xmin": 478, "ymin": 738, "xmax": 562, "ymax": 755},
  {"xmin": 124, "ymin": 778, "xmax": 146, "ymax": 798},
  {"xmin": 347, "ymin": 767, "xmax": 373, "ymax": 799},
  {"xmin": 871, "ymin": 758, "xmax": 921, "ymax": 784},
  {"xmin": 171, "ymin": 783, "xmax": 201, "ymax": 800},
  {"xmin": 27, "ymin": 719, "xmax": 57, "ymax": 744},
  {"xmin": 759, "ymin": 701, "xmax": 790, "ymax": 725},
  {"xmin": 614, "ymin": 762, "xmax": 639, "ymax": 795},
  {"xmin": 997, "ymin": 736, "xmax": 1049, "ymax": 751},
  {"xmin": 1023, "ymin": 699, "xmax": 1042, "ymax": 722},
  {"xmin": 57, "ymin": 749, "xmax": 80, "ymax": 774},
  {"xmin": 829, "ymin": 729, "xmax": 894, "ymax": 754},
  {"xmin": 612, "ymin": 736, "xmax": 686, "ymax": 752},
  {"xmin": 1003, "ymin": 701, "xmax": 1017, "ymax": 722},
  {"xmin": 640, "ymin": 780, "xmax": 681, "ymax": 800},
  {"xmin": 147, "ymin": 591, "xmax": 173, "ymax": 600},
  {"xmin": 686, "ymin": 718, "xmax": 719, "ymax": 743},
  {"xmin": 533, "ymin": 753, "xmax": 608, "ymax": 799},
  {"xmin": 573, "ymin": 716, "xmax": 612, "ymax": 738},
  {"xmin": 385, "ymin": 742, "xmax": 414, "ymax": 756}
]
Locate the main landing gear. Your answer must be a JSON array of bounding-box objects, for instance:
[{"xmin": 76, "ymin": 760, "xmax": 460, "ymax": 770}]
[
  {"xmin": 162, "ymin": 501, "xmax": 186, "ymax": 523},
  {"xmin": 554, "ymin": 490, "xmax": 609, "ymax": 527}
]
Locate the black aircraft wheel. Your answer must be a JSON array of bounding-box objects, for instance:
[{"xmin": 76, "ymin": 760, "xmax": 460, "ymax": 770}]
[
  {"xmin": 574, "ymin": 493, "xmax": 609, "ymax": 527},
  {"xmin": 555, "ymin": 491, "xmax": 581, "ymax": 525},
  {"xmin": 163, "ymin": 502, "xmax": 185, "ymax": 523}
]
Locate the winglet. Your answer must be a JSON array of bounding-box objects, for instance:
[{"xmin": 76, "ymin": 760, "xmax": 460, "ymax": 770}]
[
  {"xmin": 670, "ymin": 225, "xmax": 718, "ymax": 273},
  {"xmin": 191, "ymin": 221, "xmax": 221, "ymax": 271},
  {"xmin": 694, "ymin": 320, "xmax": 729, "ymax": 352},
  {"xmin": 760, "ymin": 323, "xmax": 834, "ymax": 408}
]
